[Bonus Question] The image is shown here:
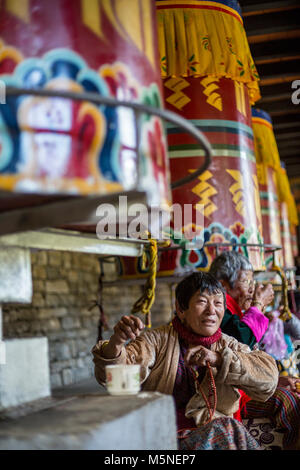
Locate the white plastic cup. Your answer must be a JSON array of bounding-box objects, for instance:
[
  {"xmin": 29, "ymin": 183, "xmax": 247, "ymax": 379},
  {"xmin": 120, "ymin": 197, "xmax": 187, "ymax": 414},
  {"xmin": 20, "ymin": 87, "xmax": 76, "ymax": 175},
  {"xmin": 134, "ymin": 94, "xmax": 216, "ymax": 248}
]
[{"xmin": 105, "ymin": 364, "xmax": 141, "ymax": 396}]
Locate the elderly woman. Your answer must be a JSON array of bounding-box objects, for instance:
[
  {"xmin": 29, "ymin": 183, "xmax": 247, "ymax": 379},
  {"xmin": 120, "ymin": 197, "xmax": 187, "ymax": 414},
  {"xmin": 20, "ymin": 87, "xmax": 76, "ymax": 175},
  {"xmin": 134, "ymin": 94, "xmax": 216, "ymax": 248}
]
[
  {"xmin": 92, "ymin": 272, "xmax": 278, "ymax": 450},
  {"xmin": 210, "ymin": 251, "xmax": 300, "ymax": 449},
  {"xmin": 209, "ymin": 251, "xmax": 273, "ymax": 346}
]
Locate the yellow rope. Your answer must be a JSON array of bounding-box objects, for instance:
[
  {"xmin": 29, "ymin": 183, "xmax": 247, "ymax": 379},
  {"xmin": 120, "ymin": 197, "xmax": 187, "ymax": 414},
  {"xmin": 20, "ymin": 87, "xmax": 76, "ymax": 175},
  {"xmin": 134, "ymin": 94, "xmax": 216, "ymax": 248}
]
[
  {"xmin": 131, "ymin": 239, "xmax": 158, "ymax": 328},
  {"xmin": 131, "ymin": 238, "xmax": 171, "ymax": 328}
]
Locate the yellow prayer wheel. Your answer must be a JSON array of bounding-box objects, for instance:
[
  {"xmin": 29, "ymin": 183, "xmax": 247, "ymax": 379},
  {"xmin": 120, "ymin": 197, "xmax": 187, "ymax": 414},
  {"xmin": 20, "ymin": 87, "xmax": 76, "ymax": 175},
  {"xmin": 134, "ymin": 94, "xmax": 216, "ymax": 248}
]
[{"xmin": 252, "ymin": 109, "xmax": 283, "ymax": 268}]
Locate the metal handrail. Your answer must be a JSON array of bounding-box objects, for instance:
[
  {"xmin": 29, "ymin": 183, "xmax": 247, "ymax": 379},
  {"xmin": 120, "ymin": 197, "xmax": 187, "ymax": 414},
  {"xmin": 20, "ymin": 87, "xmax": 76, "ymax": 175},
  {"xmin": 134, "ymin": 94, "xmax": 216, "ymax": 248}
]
[
  {"xmin": 157, "ymin": 241, "xmax": 282, "ymax": 252},
  {"xmin": 5, "ymin": 86, "xmax": 212, "ymax": 190}
]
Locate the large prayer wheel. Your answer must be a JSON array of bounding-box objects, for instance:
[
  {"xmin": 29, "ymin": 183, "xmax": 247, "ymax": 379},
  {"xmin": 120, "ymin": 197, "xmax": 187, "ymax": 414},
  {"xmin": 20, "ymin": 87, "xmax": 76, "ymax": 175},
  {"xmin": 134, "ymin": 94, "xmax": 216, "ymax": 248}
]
[
  {"xmin": 0, "ymin": 0, "xmax": 171, "ymax": 209},
  {"xmin": 158, "ymin": 0, "xmax": 264, "ymax": 274},
  {"xmin": 277, "ymin": 165, "xmax": 298, "ymax": 270},
  {"xmin": 252, "ymin": 109, "xmax": 283, "ymax": 268},
  {"xmin": 118, "ymin": 0, "xmax": 264, "ymax": 279},
  {"xmin": 158, "ymin": 0, "xmax": 263, "ymax": 275},
  {"xmin": 290, "ymin": 177, "xmax": 300, "ymax": 258}
]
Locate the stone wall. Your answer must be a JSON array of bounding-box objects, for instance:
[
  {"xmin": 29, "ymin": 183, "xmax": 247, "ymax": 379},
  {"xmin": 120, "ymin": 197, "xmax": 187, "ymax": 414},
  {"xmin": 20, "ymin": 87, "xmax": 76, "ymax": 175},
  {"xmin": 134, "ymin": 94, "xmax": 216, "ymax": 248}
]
[{"xmin": 2, "ymin": 250, "xmax": 173, "ymax": 390}]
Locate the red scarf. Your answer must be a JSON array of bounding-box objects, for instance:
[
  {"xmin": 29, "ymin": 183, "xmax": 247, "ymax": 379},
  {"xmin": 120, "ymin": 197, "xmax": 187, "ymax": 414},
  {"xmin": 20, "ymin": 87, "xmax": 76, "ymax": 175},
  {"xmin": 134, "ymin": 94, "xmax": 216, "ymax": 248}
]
[
  {"xmin": 226, "ymin": 294, "xmax": 251, "ymax": 421},
  {"xmin": 226, "ymin": 294, "xmax": 244, "ymax": 319},
  {"xmin": 172, "ymin": 315, "xmax": 222, "ymax": 347}
]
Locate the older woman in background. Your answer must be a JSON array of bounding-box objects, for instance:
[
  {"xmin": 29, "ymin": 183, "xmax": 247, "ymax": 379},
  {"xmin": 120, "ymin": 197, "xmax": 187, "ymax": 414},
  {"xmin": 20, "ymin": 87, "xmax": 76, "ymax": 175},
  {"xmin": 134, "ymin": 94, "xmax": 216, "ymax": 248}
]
[
  {"xmin": 210, "ymin": 251, "xmax": 300, "ymax": 449},
  {"xmin": 92, "ymin": 272, "xmax": 278, "ymax": 450}
]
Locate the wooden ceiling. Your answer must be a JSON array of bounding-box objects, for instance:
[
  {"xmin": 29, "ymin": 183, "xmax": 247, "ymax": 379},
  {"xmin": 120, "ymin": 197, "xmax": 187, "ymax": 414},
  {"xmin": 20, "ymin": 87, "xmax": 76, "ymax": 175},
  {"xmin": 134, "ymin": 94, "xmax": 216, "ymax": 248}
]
[{"xmin": 239, "ymin": 0, "xmax": 300, "ymax": 178}]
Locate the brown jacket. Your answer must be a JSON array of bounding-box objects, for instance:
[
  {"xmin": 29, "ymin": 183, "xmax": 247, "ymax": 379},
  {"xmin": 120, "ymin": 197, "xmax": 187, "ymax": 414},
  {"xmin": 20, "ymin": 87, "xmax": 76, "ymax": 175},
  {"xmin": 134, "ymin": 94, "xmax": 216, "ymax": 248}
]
[{"xmin": 92, "ymin": 324, "xmax": 278, "ymax": 426}]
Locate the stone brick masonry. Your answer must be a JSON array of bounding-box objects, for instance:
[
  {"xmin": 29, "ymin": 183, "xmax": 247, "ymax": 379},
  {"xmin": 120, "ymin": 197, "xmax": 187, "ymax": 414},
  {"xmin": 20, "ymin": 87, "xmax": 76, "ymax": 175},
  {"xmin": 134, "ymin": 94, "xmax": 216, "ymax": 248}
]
[{"xmin": 2, "ymin": 251, "xmax": 173, "ymax": 389}]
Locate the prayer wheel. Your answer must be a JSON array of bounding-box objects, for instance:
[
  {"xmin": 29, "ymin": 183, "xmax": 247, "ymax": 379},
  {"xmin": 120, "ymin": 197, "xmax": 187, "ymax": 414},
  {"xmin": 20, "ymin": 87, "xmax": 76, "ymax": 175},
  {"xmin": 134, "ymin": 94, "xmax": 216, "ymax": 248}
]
[
  {"xmin": 291, "ymin": 224, "xmax": 299, "ymax": 259},
  {"xmin": 0, "ymin": 0, "xmax": 171, "ymax": 209},
  {"xmin": 277, "ymin": 165, "xmax": 298, "ymax": 270},
  {"xmin": 158, "ymin": 0, "xmax": 264, "ymax": 275},
  {"xmin": 118, "ymin": 0, "xmax": 264, "ymax": 280},
  {"xmin": 251, "ymin": 109, "xmax": 283, "ymax": 268},
  {"xmin": 290, "ymin": 177, "xmax": 300, "ymax": 258}
]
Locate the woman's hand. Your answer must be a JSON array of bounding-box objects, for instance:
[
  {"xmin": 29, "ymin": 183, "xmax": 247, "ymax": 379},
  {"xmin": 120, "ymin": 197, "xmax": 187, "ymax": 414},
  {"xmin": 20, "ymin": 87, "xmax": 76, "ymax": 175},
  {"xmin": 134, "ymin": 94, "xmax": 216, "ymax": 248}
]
[
  {"xmin": 252, "ymin": 283, "xmax": 274, "ymax": 311},
  {"xmin": 278, "ymin": 376, "xmax": 300, "ymax": 394},
  {"xmin": 102, "ymin": 315, "xmax": 144, "ymax": 359},
  {"xmin": 184, "ymin": 345, "xmax": 222, "ymax": 368}
]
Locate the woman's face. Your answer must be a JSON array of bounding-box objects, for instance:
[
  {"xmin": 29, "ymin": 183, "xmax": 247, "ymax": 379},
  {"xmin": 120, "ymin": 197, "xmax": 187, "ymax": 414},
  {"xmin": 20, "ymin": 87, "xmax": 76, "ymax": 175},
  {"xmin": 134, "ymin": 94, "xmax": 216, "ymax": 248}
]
[
  {"xmin": 227, "ymin": 269, "xmax": 255, "ymax": 310},
  {"xmin": 176, "ymin": 289, "xmax": 225, "ymax": 336}
]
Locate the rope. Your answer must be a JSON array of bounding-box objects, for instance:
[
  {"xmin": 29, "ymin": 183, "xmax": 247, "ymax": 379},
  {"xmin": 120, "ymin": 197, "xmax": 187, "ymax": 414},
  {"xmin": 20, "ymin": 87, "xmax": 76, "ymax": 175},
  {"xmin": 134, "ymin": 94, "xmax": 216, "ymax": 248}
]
[{"xmin": 131, "ymin": 239, "xmax": 158, "ymax": 328}]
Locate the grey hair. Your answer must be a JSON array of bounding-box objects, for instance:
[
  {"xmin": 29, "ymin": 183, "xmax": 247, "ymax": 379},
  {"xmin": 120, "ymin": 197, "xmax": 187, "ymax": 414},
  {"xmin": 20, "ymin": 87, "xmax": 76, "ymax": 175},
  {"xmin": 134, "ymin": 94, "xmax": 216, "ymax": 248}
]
[{"xmin": 209, "ymin": 251, "xmax": 253, "ymax": 289}]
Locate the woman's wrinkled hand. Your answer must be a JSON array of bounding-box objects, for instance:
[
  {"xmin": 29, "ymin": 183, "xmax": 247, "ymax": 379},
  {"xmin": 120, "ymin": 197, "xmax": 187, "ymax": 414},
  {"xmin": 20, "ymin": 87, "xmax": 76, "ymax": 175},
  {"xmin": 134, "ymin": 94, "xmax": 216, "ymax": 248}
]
[
  {"xmin": 101, "ymin": 315, "xmax": 144, "ymax": 359},
  {"xmin": 252, "ymin": 283, "xmax": 274, "ymax": 310},
  {"xmin": 184, "ymin": 345, "xmax": 222, "ymax": 368},
  {"xmin": 112, "ymin": 315, "xmax": 145, "ymax": 345}
]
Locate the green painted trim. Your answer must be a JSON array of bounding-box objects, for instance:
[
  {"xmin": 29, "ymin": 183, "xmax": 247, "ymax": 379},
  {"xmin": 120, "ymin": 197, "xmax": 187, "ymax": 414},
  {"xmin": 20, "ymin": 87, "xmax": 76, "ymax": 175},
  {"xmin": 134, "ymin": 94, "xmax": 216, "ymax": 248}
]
[
  {"xmin": 166, "ymin": 118, "xmax": 254, "ymax": 135},
  {"xmin": 168, "ymin": 148, "xmax": 256, "ymax": 162}
]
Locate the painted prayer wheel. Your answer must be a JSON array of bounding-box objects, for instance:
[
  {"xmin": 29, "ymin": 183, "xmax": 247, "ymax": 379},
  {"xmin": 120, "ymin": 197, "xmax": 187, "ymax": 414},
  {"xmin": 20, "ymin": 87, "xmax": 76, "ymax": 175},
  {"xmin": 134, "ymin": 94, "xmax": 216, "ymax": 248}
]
[
  {"xmin": 290, "ymin": 177, "xmax": 300, "ymax": 258},
  {"xmin": 0, "ymin": 0, "xmax": 171, "ymax": 209},
  {"xmin": 158, "ymin": 0, "xmax": 264, "ymax": 274},
  {"xmin": 118, "ymin": 0, "xmax": 264, "ymax": 279},
  {"xmin": 280, "ymin": 202, "xmax": 294, "ymax": 269},
  {"xmin": 157, "ymin": 0, "xmax": 264, "ymax": 274},
  {"xmin": 252, "ymin": 109, "xmax": 283, "ymax": 268},
  {"xmin": 277, "ymin": 165, "xmax": 298, "ymax": 270},
  {"xmin": 291, "ymin": 224, "xmax": 299, "ymax": 259}
]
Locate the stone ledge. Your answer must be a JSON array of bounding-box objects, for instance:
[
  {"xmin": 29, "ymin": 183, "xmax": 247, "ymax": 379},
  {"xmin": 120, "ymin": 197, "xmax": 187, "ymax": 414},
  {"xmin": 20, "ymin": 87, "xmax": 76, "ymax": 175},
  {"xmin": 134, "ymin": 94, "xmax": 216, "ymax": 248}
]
[{"xmin": 0, "ymin": 391, "xmax": 177, "ymax": 450}]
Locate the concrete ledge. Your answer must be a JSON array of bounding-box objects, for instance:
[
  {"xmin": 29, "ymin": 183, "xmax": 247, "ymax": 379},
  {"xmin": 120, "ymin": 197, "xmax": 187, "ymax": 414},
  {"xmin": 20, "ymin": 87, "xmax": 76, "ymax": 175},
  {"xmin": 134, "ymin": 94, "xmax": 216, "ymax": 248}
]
[
  {"xmin": 0, "ymin": 338, "xmax": 50, "ymax": 410},
  {"xmin": 0, "ymin": 392, "xmax": 178, "ymax": 450}
]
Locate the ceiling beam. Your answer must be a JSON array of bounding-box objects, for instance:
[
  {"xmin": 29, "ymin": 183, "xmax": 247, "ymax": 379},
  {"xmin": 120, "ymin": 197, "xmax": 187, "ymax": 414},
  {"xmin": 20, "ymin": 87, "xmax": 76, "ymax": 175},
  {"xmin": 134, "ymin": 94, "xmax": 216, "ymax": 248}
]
[
  {"xmin": 250, "ymin": 38, "xmax": 300, "ymax": 59},
  {"xmin": 278, "ymin": 148, "xmax": 300, "ymax": 157},
  {"xmin": 259, "ymin": 93, "xmax": 292, "ymax": 103},
  {"xmin": 273, "ymin": 122, "xmax": 300, "ymax": 131},
  {"xmin": 276, "ymin": 132, "xmax": 300, "ymax": 141},
  {"xmin": 277, "ymin": 140, "xmax": 300, "ymax": 150},
  {"xmin": 269, "ymin": 109, "xmax": 300, "ymax": 117},
  {"xmin": 282, "ymin": 167, "xmax": 300, "ymax": 175},
  {"xmin": 260, "ymin": 74, "xmax": 300, "ymax": 86},
  {"xmin": 248, "ymin": 29, "xmax": 300, "ymax": 44},
  {"xmin": 256, "ymin": 101, "xmax": 299, "ymax": 114},
  {"xmin": 255, "ymin": 54, "xmax": 300, "ymax": 65},
  {"xmin": 242, "ymin": 1, "xmax": 300, "ymax": 16},
  {"xmin": 257, "ymin": 59, "xmax": 300, "ymax": 78},
  {"xmin": 257, "ymin": 82, "xmax": 297, "ymax": 97}
]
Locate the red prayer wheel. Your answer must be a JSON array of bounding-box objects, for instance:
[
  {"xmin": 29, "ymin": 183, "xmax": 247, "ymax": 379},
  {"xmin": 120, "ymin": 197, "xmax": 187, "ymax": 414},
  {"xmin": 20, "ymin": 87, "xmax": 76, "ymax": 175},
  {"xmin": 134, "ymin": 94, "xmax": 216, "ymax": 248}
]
[
  {"xmin": 0, "ymin": 0, "xmax": 171, "ymax": 209},
  {"xmin": 119, "ymin": 0, "xmax": 264, "ymax": 279},
  {"xmin": 276, "ymin": 164, "xmax": 299, "ymax": 272},
  {"xmin": 291, "ymin": 224, "xmax": 299, "ymax": 259},
  {"xmin": 280, "ymin": 202, "xmax": 295, "ymax": 269},
  {"xmin": 157, "ymin": 0, "xmax": 264, "ymax": 275}
]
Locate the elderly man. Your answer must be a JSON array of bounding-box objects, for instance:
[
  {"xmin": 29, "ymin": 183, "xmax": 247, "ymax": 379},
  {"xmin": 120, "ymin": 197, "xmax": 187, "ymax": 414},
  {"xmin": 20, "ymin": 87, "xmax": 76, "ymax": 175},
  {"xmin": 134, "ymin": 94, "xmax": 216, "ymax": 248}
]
[
  {"xmin": 209, "ymin": 251, "xmax": 300, "ymax": 449},
  {"xmin": 92, "ymin": 271, "xmax": 278, "ymax": 450}
]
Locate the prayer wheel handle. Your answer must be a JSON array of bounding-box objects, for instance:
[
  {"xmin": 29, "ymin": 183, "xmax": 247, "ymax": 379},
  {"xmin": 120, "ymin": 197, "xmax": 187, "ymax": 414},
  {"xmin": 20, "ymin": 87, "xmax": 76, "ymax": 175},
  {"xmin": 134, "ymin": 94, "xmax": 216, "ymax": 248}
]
[{"xmin": 5, "ymin": 86, "xmax": 213, "ymax": 191}]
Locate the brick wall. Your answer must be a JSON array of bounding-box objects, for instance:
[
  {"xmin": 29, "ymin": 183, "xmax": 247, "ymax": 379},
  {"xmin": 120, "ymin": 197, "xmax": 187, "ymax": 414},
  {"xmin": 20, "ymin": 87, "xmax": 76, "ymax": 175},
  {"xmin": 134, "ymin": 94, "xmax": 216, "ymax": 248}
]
[{"xmin": 2, "ymin": 250, "xmax": 173, "ymax": 390}]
